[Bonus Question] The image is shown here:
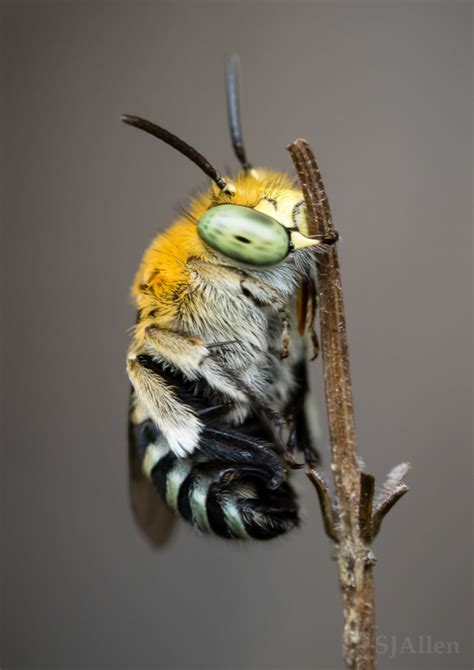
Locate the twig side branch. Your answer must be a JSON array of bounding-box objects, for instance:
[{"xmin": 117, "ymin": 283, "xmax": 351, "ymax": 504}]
[{"xmin": 307, "ymin": 469, "xmax": 338, "ymax": 542}]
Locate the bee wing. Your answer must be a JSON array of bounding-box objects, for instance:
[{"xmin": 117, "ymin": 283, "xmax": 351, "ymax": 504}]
[
  {"xmin": 128, "ymin": 397, "xmax": 176, "ymax": 547},
  {"xmin": 296, "ymin": 277, "xmax": 312, "ymax": 337},
  {"xmin": 297, "ymin": 276, "xmax": 318, "ymax": 346}
]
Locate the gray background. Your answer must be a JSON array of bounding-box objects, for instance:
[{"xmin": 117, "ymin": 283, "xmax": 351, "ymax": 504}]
[{"xmin": 1, "ymin": 2, "xmax": 472, "ymax": 669}]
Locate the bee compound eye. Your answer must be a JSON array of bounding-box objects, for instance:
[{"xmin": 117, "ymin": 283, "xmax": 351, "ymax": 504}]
[{"xmin": 197, "ymin": 204, "xmax": 290, "ymax": 266}]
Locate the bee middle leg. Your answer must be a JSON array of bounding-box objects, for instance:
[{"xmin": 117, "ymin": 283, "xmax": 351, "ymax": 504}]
[
  {"xmin": 129, "ymin": 327, "xmax": 292, "ymax": 476},
  {"xmin": 285, "ymin": 360, "xmax": 320, "ymax": 467},
  {"xmin": 136, "ymin": 325, "xmax": 288, "ymax": 452},
  {"xmin": 286, "ymin": 411, "xmax": 320, "ymax": 468}
]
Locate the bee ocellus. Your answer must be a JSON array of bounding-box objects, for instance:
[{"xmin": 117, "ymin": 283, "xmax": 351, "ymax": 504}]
[{"xmin": 124, "ymin": 57, "xmax": 337, "ymax": 544}]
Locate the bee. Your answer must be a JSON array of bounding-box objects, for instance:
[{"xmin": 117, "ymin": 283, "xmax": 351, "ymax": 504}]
[{"xmin": 124, "ymin": 56, "xmax": 337, "ymax": 544}]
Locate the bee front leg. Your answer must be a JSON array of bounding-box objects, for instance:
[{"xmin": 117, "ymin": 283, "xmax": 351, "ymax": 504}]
[
  {"xmin": 187, "ymin": 258, "xmax": 291, "ymax": 357},
  {"xmin": 239, "ymin": 276, "xmax": 291, "ymax": 358}
]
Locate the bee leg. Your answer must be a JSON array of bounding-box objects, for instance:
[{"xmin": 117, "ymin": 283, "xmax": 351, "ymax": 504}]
[
  {"xmin": 285, "ymin": 360, "xmax": 321, "ymax": 467},
  {"xmin": 203, "ymin": 466, "xmax": 300, "ymax": 540},
  {"xmin": 198, "ymin": 425, "xmax": 287, "ymax": 489},
  {"xmin": 202, "ymin": 346, "xmax": 287, "ymax": 452},
  {"xmin": 127, "ymin": 352, "xmax": 204, "ymax": 457},
  {"xmin": 239, "ymin": 486, "xmax": 299, "ymax": 522},
  {"xmin": 132, "ymin": 326, "xmax": 290, "ymax": 460},
  {"xmin": 198, "ymin": 462, "xmax": 280, "ymax": 487},
  {"xmin": 187, "ymin": 258, "xmax": 291, "ymax": 357},
  {"xmin": 287, "ymin": 416, "xmax": 320, "ymax": 468},
  {"xmin": 133, "ymin": 326, "xmax": 251, "ymax": 407},
  {"xmin": 240, "ymin": 276, "xmax": 291, "ymax": 358}
]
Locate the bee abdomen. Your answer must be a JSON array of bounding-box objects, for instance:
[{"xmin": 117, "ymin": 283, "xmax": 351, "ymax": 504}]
[
  {"xmin": 146, "ymin": 441, "xmax": 299, "ymax": 540},
  {"xmin": 205, "ymin": 477, "xmax": 300, "ymax": 540}
]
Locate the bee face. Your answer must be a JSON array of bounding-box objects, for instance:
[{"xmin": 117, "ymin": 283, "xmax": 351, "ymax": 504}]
[
  {"xmin": 197, "ymin": 189, "xmax": 321, "ymax": 268},
  {"xmin": 254, "ymin": 189, "xmax": 307, "ymax": 232}
]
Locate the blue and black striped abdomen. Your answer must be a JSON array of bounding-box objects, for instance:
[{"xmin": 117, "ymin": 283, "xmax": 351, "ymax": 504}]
[{"xmin": 133, "ymin": 419, "xmax": 300, "ymax": 541}]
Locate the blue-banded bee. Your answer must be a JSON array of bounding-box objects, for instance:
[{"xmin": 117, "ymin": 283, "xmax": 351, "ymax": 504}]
[{"xmin": 124, "ymin": 57, "xmax": 337, "ymax": 544}]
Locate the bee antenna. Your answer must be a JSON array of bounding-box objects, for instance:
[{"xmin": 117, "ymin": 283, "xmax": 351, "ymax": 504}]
[
  {"xmin": 225, "ymin": 54, "xmax": 253, "ymax": 173},
  {"xmin": 121, "ymin": 115, "xmax": 235, "ymax": 194}
]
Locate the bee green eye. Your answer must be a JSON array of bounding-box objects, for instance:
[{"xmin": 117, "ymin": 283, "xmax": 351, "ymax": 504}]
[{"xmin": 197, "ymin": 204, "xmax": 290, "ymax": 266}]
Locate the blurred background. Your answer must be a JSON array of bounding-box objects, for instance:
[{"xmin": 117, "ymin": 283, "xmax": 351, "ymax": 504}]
[{"xmin": 1, "ymin": 2, "xmax": 472, "ymax": 669}]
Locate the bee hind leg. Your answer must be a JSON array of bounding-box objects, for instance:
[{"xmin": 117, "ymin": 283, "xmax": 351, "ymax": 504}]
[{"xmin": 197, "ymin": 425, "xmax": 287, "ymax": 490}]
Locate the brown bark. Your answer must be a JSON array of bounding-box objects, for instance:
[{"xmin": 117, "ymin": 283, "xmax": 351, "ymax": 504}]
[{"xmin": 288, "ymin": 139, "xmax": 410, "ymax": 670}]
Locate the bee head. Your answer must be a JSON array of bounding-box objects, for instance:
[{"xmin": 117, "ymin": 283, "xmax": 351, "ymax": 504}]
[
  {"xmin": 195, "ymin": 171, "xmax": 333, "ymax": 267},
  {"xmin": 122, "ymin": 55, "xmax": 337, "ymax": 268}
]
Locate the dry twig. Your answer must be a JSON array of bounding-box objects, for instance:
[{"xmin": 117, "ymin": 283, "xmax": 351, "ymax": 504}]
[{"xmin": 287, "ymin": 139, "xmax": 410, "ymax": 670}]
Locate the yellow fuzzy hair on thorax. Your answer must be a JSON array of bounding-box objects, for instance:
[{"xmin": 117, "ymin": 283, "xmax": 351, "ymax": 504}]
[{"xmin": 131, "ymin": 169, "xmax": 301, "ymax": 340}]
